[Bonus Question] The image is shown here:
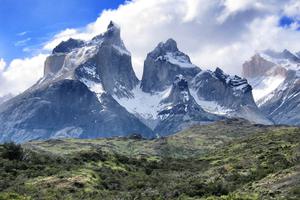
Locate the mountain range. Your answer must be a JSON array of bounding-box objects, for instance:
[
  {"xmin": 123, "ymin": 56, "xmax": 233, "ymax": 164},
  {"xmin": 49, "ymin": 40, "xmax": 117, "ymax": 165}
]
[{"xmin": 0, "ymin": 21, "xmax": 298, "ymax": 143}]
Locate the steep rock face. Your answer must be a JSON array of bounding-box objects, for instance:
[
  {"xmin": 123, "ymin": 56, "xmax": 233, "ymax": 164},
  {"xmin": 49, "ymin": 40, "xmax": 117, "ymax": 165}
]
[
  {"xmin": 88, "ymin": 21, "xmax": 139, "ymax": 97},
  {"xmin": 0, "ymin": 80, "xmax": 153, "ymax": 143},
  {"xmin": 154, "ymin": 75, "xmax": 221, "ymax": 136},
  {"xmin": 39, "ymin": 21, "xmax": 139, "ymax": 98},
  {"xmin": 141, "ymin": 39, "xmax": 201, "ymax": 93},
  {"xmin": 191, "ymin": 68, "xmax": 272, "ymax": 124},
  {"xmin": 44, "ymin": 54, "xmax": 66, "ymax": 76},
  {"xmin": 243, "ymin": 50, "xmax": 300, "ymax": 126},
  {"xmin": 242, "ymin": 54, "xmax": 275, "ymax": 78}
]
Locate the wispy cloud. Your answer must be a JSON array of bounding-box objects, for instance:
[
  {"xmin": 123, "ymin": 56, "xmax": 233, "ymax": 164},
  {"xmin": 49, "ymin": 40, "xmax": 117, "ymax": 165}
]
[
  {"xmin": 14, "ymin": 38, "xmax": 31, "ymax": 47},
  {"xmin": 17, "ymin": 31, "xmax": 28, "ymax": 36}
]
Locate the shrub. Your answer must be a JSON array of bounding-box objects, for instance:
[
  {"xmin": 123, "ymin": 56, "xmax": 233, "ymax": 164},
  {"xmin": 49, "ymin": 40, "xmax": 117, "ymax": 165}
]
[{"xmin": 1, "ymin": 142, "xmax": 24, "ymax": 161}]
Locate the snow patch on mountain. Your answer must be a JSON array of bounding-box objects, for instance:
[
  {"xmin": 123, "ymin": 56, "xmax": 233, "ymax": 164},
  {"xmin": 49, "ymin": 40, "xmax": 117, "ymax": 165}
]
[
  {"xmin": 190, "ymin": 89, "xmax": 233, "ymax": 115},
  {"xmin": 114, "ymin": 85, "xmax": 172, "ymax": 128},
  {"xmin": 160, "ymin": 52, "xmax": 196, "ymax": 68},
  {"xmin": 249, "ymin": 75, "xmax": 286, "ymax": 102},
  {"xmin": 80, "ymin": 78, "xmax": 104, "ymax": 101}
]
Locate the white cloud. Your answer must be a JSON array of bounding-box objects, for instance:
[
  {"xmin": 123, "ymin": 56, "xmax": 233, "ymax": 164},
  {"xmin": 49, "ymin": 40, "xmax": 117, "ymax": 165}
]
[
  {"xmin": 0, "ymin": 59, "xmax": 6, "ymax": 72},
  {"xmin": 2, "ymin": 0, "xmax": 300, "ymax": 96},
  {"xmin": 284, "ymin": 0, "xmax": 300, "ymax": 20},
  {"xmin": 0, "ymin": 54, "xmax": 47, "ymax": 96},
  {"xmin": 40, "ymin": 0, "xmax": 300, "ymax": 78}
]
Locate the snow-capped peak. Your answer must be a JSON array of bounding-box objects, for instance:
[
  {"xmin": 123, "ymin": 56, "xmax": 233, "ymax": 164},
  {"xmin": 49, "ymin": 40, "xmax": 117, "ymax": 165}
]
[
  {"xmin": 158, "ymin": 38, "xmax": 178, "ymax": 52},
  {"xmin": 152, "ymin": 39, "xmax": 196, "ymax": 69},
  {"xmin": 260, "ymin": 49, "xmax": 300, "ymax": 71}
]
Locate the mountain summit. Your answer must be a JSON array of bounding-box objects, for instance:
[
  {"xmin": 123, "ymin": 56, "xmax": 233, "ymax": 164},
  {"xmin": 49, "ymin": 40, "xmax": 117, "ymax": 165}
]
[{"xmin": 141, "ymin": 38, "xmax": 201, "ymax": 93}]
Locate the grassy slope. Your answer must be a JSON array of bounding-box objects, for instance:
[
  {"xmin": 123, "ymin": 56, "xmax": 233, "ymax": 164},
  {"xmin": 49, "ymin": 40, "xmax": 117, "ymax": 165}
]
[
  {"xmin": 24, "ymin": 119, "xmax": 273, "ymax": 158},
  {"xmin": 0, "ymin": 119, "xmax": 299, "ymax": 200}
]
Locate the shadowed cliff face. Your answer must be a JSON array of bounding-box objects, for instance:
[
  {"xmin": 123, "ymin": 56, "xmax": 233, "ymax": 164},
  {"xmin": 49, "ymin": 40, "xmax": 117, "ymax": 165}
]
[{"xmin": 0, "ymin": 79, "xmax": 154, "ymax": 143}]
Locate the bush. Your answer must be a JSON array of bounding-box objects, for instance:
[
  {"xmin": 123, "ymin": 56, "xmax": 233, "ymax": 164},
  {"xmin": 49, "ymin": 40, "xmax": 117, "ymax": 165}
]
[{"xmin": 1, "ymin": 142, "xmax": 24, "ymax": 161}]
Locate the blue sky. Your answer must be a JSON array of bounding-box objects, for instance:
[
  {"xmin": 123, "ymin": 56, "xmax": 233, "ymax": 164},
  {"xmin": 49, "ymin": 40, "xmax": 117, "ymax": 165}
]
[{"xmin": 0, "ymin": 0, "xmax": 125, "ymax": 62}]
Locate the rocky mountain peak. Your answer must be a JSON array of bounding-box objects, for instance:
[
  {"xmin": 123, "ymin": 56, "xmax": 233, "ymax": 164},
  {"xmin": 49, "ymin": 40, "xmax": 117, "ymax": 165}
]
[
  {"xmin": 40, "ymin": 21, "xmax": 138, "ymax": 99},
  {"xmin": 263, "ymin": 49, "xmax": 300, "ymax": 63},
  {"xmin": 141, "ymin": 39, "xmax": 200, "ymax": 93},
  {"xmin": 104, "ymin": 21, "xmax": 121, "ymax": 39},
  {"xmin": 107, "ymin": 21, "xmax": 120, "ymax": 30},
  {"xmin": 242, "ymin": 53, "xmax": 275, "ymax": 78},
  {"xmin": 91, "ymin": 21, "xmax": 124, "ymax": 47},
  {"xmin": 159, "ymin": 38, "xmax": 178, "ymax": 52}
]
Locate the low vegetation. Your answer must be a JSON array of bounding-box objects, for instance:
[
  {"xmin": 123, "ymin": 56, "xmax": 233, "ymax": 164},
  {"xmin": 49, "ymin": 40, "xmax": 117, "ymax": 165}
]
[{"xmin": 0, "ymin": 119, "xmax": 299, "ymax": 199}]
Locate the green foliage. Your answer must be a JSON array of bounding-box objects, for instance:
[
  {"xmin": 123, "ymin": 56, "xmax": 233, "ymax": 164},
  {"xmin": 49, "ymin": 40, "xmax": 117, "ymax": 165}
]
[
  {"xmin": 0, "ymin": 122, "xmax": 299, "ymax": 199},
  {"xmin": 1, "ymin": 142, "xmax": 24, "ymax": 161}
]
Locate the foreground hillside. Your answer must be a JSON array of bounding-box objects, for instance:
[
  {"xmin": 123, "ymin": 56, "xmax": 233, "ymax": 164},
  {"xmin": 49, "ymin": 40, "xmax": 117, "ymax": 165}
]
[{"xmin": 0, "ymin": 119, "xmax": 299, "ymax": 199}]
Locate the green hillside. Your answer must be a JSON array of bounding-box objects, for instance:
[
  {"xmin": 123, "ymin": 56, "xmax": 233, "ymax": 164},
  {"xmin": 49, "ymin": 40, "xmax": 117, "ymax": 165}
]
[{"xmin": 0, "ymin": 119, "xmax": 299, "ymax": 199}]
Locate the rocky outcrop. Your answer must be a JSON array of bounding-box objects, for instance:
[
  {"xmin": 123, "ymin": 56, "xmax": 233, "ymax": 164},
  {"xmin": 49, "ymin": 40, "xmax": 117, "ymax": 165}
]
[{"xmin": 141, "ymin": 39, "xmax": 201, "ymax": 93}]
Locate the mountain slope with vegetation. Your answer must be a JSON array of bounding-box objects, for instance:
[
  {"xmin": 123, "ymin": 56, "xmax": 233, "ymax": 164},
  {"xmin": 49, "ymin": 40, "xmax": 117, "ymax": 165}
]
[{"xmin": 0, "ymin": 119, "xmax": 299, "ymax": 200}]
